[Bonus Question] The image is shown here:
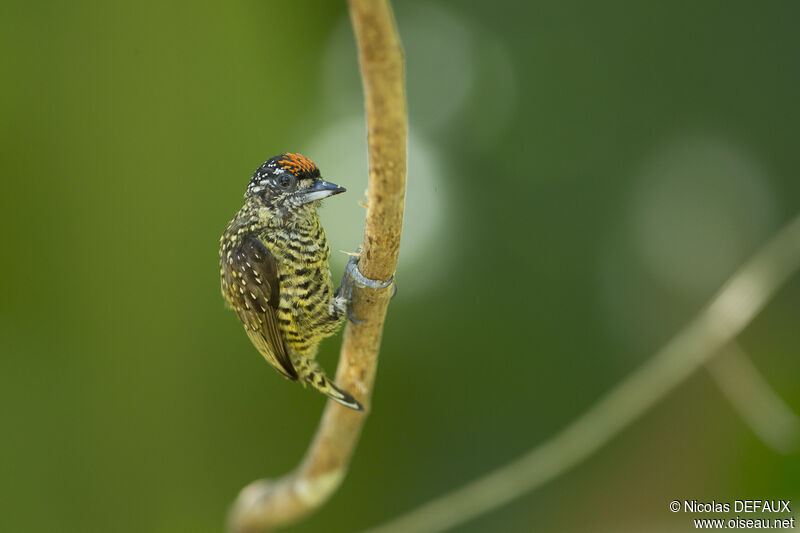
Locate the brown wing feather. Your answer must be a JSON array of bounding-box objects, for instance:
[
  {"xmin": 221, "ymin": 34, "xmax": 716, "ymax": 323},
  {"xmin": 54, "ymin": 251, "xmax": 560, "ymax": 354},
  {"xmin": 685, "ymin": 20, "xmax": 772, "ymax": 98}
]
[{"xmin": 222, "ymin": 234, "xmax": 297, "ymax": 380}]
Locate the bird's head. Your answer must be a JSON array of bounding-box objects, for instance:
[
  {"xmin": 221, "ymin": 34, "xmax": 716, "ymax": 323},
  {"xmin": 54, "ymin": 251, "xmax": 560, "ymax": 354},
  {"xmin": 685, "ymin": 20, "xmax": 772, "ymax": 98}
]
[{"xmin": 245, "ymin": 153, "xmax": 346, "ymax": 216}]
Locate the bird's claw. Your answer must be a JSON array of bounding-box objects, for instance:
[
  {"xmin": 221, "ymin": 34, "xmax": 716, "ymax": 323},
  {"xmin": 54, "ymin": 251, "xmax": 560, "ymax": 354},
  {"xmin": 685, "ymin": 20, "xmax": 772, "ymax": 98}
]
[
  {"xmin": 344, "ymin": 253, "xmax": 394, "ymax": 290},
  {"xmin": 337, "ymin": 252, "xmax": 395, "ymax": 324},
  {"xmin": 347, "ymin": 307, "xmax": 366, "ymax": 325}
]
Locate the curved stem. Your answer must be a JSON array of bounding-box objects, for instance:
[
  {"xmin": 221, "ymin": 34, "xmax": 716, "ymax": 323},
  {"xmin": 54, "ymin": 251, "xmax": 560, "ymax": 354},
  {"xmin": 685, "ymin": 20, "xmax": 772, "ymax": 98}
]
[
  {"xmin": 364, "ymin": 213, "xmax": 800, "ymax": 533},
  {"xmin": 227, "ymin": 1, "xmax": 406, "ymax": 531},
  {"xmin": 707, "ymin": 342, "xmax": 800, "ymax": 454}
]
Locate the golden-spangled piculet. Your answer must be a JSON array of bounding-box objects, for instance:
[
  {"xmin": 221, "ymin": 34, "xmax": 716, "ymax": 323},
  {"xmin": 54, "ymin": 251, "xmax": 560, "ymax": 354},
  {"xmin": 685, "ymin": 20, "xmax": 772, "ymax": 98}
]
[{"xmin": 219, "ymin": 153, "xmax": 362, "ymax": 410}]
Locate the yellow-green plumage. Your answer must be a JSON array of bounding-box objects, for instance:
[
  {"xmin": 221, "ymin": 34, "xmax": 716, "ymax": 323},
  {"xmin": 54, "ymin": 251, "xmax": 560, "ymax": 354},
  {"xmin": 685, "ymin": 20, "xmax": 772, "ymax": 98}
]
[{"xmin": 219, "ymin": 153, "xmax": 361, "ymax": 410}]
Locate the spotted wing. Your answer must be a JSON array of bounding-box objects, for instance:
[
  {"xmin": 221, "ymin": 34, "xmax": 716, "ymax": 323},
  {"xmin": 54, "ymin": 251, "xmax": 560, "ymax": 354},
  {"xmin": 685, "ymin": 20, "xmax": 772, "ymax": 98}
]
[{"xmin": 221, "ymin": 235, "xmax": 297, "ymax": 380}]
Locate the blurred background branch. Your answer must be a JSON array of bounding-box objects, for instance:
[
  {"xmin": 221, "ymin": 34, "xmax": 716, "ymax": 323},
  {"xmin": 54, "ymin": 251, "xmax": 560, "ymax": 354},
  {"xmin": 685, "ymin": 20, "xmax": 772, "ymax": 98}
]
[
  {"xmin": 707, "ymin": 342, "xmax": 800, "ymax": 454},
  {"xmin": 364, "ymin": 213, "xmax": 800, "ymax": 533},
  {"xmin": 227, "ymin": 0, "xmax": 406, "ymax": 531}
]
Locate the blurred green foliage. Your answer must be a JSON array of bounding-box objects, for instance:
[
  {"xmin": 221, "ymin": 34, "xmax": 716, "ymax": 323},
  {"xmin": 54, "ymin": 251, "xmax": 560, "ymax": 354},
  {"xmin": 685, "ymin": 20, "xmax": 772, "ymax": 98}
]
[{"xmin": 1, "ymin": 1, "xmax": 798, "ymax": 532}]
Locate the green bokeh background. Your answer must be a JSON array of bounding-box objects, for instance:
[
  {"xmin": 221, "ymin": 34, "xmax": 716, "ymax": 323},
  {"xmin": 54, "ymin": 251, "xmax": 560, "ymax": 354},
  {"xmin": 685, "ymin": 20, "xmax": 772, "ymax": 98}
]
[{"xmin": 2, "ymin": 1, "xmax": 799, "ymax": 532}]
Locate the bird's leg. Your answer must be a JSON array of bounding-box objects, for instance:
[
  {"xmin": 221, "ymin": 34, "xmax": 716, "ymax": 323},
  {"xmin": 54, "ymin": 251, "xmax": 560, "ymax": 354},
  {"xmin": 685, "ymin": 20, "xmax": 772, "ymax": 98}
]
[{"xmin": 335, "ymin": 252, "xmax": 394, "ymax": 324}]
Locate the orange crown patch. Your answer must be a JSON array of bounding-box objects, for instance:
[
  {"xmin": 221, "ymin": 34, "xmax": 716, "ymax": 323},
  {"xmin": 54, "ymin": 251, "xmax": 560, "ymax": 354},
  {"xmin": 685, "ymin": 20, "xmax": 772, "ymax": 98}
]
[{"xmin": 278, "ymin": 153, "xmax": 318, "ymax": 175}]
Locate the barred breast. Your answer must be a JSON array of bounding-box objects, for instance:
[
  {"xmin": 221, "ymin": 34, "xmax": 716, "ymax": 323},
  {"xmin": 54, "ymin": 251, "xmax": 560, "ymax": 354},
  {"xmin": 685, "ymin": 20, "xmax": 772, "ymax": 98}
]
[{"xmin": 264, "ymin": 216, "xmax": 338, "ymax": 356}]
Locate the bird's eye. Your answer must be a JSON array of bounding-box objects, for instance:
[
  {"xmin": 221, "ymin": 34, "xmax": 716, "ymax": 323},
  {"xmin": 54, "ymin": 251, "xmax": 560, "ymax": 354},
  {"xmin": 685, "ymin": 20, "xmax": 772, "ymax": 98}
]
[{"xmin": 276, "ymin": 173, "xmax": 295, "ymax": 190}]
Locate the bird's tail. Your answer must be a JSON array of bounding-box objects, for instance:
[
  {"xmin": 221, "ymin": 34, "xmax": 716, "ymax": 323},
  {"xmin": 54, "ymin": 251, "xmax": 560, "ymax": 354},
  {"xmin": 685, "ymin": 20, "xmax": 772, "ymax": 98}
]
[
  {"xmin": 293, "ymin": 354, "xmax": 364, "ymax": 411},
  {"xmin": 321, "ymin": 380, "xmax": 364, "ymax": 411}
]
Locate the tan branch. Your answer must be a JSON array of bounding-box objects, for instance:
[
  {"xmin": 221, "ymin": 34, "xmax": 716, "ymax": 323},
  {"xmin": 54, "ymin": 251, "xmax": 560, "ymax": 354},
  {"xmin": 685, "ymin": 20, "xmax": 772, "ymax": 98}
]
[
  {"xmin": 227, "ymin": 1, "xmax": 406, "ymax": 531},
  {"xmin": 363, "ymin": 214, "xmax": 800, "ymax": 533}
]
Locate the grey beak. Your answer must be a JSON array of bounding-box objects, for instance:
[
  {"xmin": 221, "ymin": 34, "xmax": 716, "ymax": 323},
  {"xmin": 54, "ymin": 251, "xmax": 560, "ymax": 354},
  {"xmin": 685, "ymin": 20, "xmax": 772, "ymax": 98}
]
[{"xmin": 298, "ymin": 179, "xmax": 346, "ymax": 204}]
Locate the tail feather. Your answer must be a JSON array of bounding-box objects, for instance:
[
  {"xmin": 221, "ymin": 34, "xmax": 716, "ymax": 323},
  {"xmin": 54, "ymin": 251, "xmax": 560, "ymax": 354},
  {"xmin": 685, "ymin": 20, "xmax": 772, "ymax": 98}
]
[
  {"xmin": 324, "ymin": 382, "xmax": 364, "ymax": 411},
  {"xmin": 293, "ymin": 354, "xmax": 364, "ymax": 411}
]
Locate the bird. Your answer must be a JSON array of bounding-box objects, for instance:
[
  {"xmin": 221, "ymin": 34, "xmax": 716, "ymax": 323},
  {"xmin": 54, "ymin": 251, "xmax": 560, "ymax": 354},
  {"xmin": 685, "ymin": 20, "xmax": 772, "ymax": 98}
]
[{"xmin": 219, "ymin": 153, "xmax": 363, "ymax": 411}]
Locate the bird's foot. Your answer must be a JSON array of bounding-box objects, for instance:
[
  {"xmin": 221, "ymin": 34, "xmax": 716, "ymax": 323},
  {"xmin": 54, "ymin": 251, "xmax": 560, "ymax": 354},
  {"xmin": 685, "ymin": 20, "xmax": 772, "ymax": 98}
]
[{"xmin": 336, "ymin": 251, "xmax": 394, "ymax": 324}]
